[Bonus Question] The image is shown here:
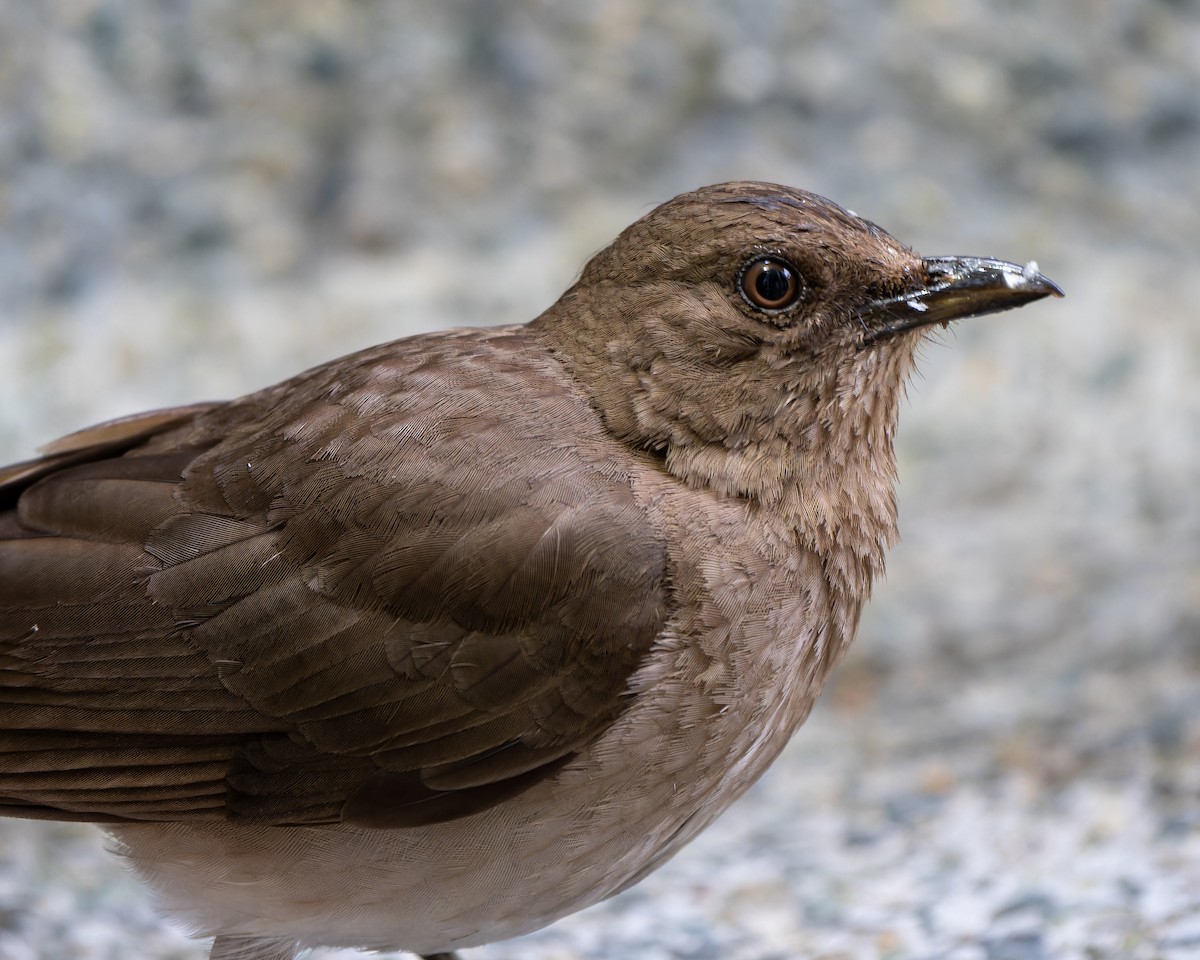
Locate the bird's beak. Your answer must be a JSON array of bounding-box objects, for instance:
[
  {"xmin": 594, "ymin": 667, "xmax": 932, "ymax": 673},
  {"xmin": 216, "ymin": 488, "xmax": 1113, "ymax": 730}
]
[{"xmin": 860, "ymin": 256, "xmax": 1064, "ymax": 342}]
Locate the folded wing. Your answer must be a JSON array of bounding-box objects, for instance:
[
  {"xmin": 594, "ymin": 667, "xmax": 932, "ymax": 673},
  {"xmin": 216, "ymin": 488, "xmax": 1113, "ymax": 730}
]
[{"xmin": 0, "ymin": 331, "xmax": 668, "ymax": 828}]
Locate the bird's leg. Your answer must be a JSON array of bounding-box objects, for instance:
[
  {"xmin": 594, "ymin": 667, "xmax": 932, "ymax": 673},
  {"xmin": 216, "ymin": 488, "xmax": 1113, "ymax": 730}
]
[
  {"xmin": 209, "ymin": 935, "xmax": 297, "ymax": 960},
  {"xmin": 419, "ymin": 954, "xmax": 461, "ymax": 960}
]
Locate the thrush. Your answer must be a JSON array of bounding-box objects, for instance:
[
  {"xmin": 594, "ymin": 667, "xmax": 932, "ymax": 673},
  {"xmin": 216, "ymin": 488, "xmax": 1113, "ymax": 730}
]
[{"xmin": 0, "ymin": 182, "xmax": 1060, "ymax": 960}]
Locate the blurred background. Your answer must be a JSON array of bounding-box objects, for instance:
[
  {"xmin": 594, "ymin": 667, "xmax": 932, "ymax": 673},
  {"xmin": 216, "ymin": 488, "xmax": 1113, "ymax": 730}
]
[{"xmin": 0, "ymin": 2, "xmax": 1198, "ymax": 958}]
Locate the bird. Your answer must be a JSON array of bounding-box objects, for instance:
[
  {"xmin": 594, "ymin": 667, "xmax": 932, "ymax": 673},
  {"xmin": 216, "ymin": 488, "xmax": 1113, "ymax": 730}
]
[{"xmin": 0, "ymin": 182, "xmax": 1061, "ymax": 960}]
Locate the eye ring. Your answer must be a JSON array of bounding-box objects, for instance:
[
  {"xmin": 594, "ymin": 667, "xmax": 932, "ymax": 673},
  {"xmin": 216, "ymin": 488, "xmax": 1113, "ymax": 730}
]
[{"xmin": 738, "ymin": 256, "xmax": 803, "ymax": 313}]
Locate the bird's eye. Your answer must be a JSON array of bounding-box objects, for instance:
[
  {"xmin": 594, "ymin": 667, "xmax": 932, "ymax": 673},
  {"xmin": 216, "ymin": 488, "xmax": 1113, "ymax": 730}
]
[{"xmin": 738, "ymin": 257, "xmax": 803, "ymax": 313}]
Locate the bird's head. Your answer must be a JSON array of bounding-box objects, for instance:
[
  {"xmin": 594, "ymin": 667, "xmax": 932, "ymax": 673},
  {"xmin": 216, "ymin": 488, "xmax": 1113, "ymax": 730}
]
[{"xmin": 533, "ymin": 182, "xmax": 1061, "ymax": 537}]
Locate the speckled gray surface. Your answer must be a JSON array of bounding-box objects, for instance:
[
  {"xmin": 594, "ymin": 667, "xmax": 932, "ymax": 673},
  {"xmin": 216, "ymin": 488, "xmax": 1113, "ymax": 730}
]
[{"xmin": 1, "ymin": 2, "xmax": 1198, "ymax": 959}]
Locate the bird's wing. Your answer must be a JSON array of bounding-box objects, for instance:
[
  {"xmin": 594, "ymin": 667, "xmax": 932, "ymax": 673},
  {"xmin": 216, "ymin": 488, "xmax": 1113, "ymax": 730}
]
[{"xmin": 0, "ymin": 330, "xmax": 668, "ymax": 828}]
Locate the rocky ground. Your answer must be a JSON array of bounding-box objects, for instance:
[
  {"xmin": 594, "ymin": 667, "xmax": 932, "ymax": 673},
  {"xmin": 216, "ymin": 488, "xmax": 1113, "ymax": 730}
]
[{"xmin": 0, "ymin": 2, "xmax": 1198, "ymax": 958}]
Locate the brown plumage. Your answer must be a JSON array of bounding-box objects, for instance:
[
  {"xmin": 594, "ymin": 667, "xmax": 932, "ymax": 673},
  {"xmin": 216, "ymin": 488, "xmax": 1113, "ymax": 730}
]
[{"xmin": 0, "ymin": 182, "xmax": 1060, "ymax": 959}]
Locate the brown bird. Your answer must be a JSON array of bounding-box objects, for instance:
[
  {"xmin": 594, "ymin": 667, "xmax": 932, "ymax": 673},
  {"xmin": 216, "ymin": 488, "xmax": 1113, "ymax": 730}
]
[{"xmin": 0, "ymin": 182, "xmax": 1060, "ymax": 960}]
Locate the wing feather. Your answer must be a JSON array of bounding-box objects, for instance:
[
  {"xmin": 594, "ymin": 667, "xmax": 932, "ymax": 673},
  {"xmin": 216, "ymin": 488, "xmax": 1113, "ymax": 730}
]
[{"xmin": 0, "ymin": 330, "xmax": 668, "ymax": 827}]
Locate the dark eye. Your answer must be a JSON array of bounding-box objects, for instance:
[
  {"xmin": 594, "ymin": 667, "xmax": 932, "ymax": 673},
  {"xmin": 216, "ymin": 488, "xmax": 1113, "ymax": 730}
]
[{"xmin": 739, "ymin": 257, "xmax": 803, "ymax": 312}]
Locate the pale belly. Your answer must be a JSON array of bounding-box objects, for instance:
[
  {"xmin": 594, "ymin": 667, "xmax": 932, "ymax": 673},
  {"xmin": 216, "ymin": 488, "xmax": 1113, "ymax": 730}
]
[{"xmin": 112, "ymin": 650, "xmax": 810, "ymax": 956}]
